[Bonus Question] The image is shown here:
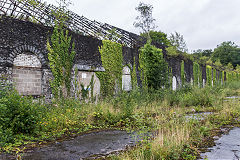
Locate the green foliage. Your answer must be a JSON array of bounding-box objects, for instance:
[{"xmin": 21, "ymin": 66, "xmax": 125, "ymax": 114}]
[
  {"xmin": 226, "ymin": 62, "xmax": 234, "ymax": 71},
  {"xmin": 96, "ymin": 40, "xmax": 123, "ymax": 97},
  {"xmin": 199, "ymin": 65, "xmax": 203, "ymax": 87},
  {"xmin": 0, "ymin": 76, "xmax": 12, "ymax": 98},
  {"xmin": 198, "ymin": 56, "xmax": 209, "ymax": 65},
  {"xmin": 166, "ymin": 46, "xmax": 179, "ymax": 57},
  {"xmin": 130, "ymin": 58, "xmax": 138, "ymax": 90},
  {"xmin": 236, "ymin": 64, "xmax": 240, "ymax": 73},
  {"xmin": 0, "ymin": 90, "xmax": 42, "ymax": 146},
  {"xmin": 213, "ymin": 68, "xmax": 217, "ymax": 86},
  {"xmin": 181, "ymin": 61, "xmax": 185, "ymax": 86},
  {"xmin": 166, "ymin": 86, "xmax": 213, "ymax": 107},
  {"xmin": 193, "ymin": 63, "xmax": 203, "ymax": 87},
  {"xmin": 47, "ymin": 24, "xmax": 76, "ymax": 99},
  {"xmin": 193, "ymin": 62, "xmax": 199, "ymax": 86},
  {"xmin": 192, "ymin": 49, "xmax": 213, "ymax": 59},
  {"xmin": 47, "ymin": 0, "xmax": 76, "ymax": 99},
  {"xmin": 141, "ymin": 30, "xmax": 170, "ymax": 46},
  {"xmin": 214, "ymin": 59, "xmax": 222, "ymax": 70},
  {"xmin": 206, "ymin": 65, "xmax": 212, "ymax": 86},
  {"xmin": 139, "ymin": 42, "xmax": 169, "ymax": 90},
  {"xmin": 212, "ymin": 41, "xmax": 240, "ymax": 67}
]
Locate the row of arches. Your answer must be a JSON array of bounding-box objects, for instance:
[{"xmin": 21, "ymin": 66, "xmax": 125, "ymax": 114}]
[{"xmin": 10, "ymin": 45, "xmax": 133, "ymax": 98}]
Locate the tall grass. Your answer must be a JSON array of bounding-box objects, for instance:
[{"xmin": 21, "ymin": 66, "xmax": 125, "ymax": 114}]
[{"xmin": 1, "ymin": 80, "xmax": 240, "ymax": 158}]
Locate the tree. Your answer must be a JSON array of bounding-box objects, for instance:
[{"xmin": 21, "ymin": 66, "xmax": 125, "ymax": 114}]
[
  {"xmin": 169, "ymin": 32, "xmax": 188, "ymax": 53},
  {"xmin": 134, "ymin": 2, "xmax": 157, "ymax": 36},
  {"xmin": 141, "ymin": 30, "xmax": 170, "ymax": 46},
  {"xmin": 192, "ymin": 49, "xmax": 212, "ymax": 59},
  {"xmin": 212, "ymin": 41, "xmax": 240, "ymax": 67}
]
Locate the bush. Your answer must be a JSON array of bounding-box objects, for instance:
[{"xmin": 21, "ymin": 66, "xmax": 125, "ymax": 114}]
[{"xmin": 0, "ymin": 90, "xmax": 42, "ymax": 145}]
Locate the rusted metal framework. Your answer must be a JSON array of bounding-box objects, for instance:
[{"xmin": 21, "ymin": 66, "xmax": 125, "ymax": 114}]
[{"xmin": 0, "ymin": 0, "xmax": 144, "ymax": 47}]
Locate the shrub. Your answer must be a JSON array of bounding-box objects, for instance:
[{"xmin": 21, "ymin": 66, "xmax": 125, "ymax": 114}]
[{"xmin": 0, "ymin": 90, "xmax": 42, "ymax": 145}]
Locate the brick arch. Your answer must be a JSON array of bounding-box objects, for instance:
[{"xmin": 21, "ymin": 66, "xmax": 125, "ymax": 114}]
[
  {"xmin": 9, "ymin": 45, "xmax": 46, "ymax": 67},
  {"xmin": 11, "ymin": 45, "xmax": 44, "ymax": 96}
]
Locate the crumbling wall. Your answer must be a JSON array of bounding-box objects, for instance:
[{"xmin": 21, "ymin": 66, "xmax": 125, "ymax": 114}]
[{"xmin": 0, "ymin": 16, "xmax": 136, "ymax": 98}]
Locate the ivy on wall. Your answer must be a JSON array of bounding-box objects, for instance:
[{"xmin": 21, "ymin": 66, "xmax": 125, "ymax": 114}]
[
  {"xmin": 130, "ymin": 58, "xmax": 138, "ymax": 90},
  {"xmin": 47, "ymin": 24, "xmax": 76, "ymax": 99},
  {"xmin": 139, "ymin": 42, "xmax": 169, "ymax": 90},
  {"xmin": 206, "ymin": 65, "xmax": 212, "ymax": 86},
  {"xmin": 193, "ymin": 62, "xmax": 199, "ymax": 87},
  {"xmin": 96, "ymin": 40, "xmax": 123, "ymax": 97},
  {"xmin": 181, "ymin": 61, "xmax": 185, "ymax": 86},
  {"xmin": 199, "ymin": 66, "xmax": 203, "ymax": 87},
  {"xmin": 213, "ymin": 68, "xmax": 217, "ymax": 86}
]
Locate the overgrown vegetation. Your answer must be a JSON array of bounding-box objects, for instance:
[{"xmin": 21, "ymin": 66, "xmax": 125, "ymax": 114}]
[
  {"xmin": 96, "ymin": 40, "xmax": 123, "ymax": 97},
  {"xmin": 1, "ymin": 78, "xmax": 240, "ymax": 160},
  {"xmin": 139, "ymin": 42, "xmax": 169, "ymax": 90},
  {"xmin": 110, "ymin": 82, "xmax": 240, "ymax": 160},
  {"xmin": 47, "ymin": 0, "xmax": 76, "ymax": 99},
  {"xmin": 1, "ymin": 1, "xmax": 240, "ymax": 160}
]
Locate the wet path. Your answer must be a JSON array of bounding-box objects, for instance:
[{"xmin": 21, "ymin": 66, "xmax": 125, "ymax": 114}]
[
  {"xmin": 200, "ymin": 127, "xmax": 240, "ymax": 160},
  {"xmin": 1, "ymin": 130, "xmax": 138, "ymax": 160},
  {"xmin": 185, "ymin": 112, "xmax": 213, "ymax": 121}
]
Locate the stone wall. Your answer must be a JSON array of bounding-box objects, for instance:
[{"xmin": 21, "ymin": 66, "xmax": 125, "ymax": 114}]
[
  {"xmin": 0, "ymin": 16, "xmax": 136, "ymax": 98},
  {"xmin": 166, "ymin": 56, "xmax": 182, "ymax": 88},
  {"xmin": 0, "ymin": 16, "xmax": 215, "ymax": 95}
]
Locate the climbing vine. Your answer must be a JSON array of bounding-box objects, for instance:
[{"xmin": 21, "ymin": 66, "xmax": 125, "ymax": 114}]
[
  {"xmin": 199, "ymin": 65, "xmax": 203, "ymax": 87},
  {"xmin": 181, "ymin": 61, "xmax": 185, "ymax": 86},
  {"xmin": 193, "ymin": 62, "xmax": 199, "ymax": 87},
  {"xmin": 47, "ymin": 24, "xmax": 76, "ymax": 99},
  {"xmin": 139, "ymin": 42, "xmax": 169, "ymax": 90},
  {"xmin": 213, "ymin": 68, "xmax": 217, "ymax": 86},
  {"xmin": 206, "ymin": 65, "xmax": 212, "ymax": 86},
  {"xmin": 130, "ymin": 58, "xmax": 138, "ymax": 90},
  {"xmin": 96, "ymin": 40, "xmax": 123, "ymax": 97}
]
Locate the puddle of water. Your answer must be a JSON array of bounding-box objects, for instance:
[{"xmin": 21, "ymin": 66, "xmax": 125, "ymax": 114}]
[
  {"xmin": 185, "ymin": 112, "xmax": 213, "ymax": 121},
  {"xmin": 200, "ymin": 127, "xmax": 240, "ymax": 160},
  {"xmin": 1, "ymin": 130, "xmax": 140, "ymax": 160},
  {"xmin": 226, "ymin": 96, "xmax": 240, "ymax": 99}
]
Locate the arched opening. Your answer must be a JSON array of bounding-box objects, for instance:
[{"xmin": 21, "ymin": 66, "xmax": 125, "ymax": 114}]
[
  {"xmin": 12, "ymin": 52, "xmax": 42, "ymax": 95},
  {"xmin": 172, "ymin": 76, "xmax": 177, "ymax": 91},
  {"xmin": 122, "ymin": 66, "xmax": 132, "ymax": 91}
]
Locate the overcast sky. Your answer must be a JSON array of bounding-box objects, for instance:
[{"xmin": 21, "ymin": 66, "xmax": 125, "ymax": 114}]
[{"xmin": 47, "ymin": 0, "xmax": 240, "ymax": 52}]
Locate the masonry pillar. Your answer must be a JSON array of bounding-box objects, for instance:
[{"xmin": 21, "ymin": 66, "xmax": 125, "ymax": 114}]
[
  {"xmin": 201, "ymin": 64, "xmax": 207, "ymax": 87},
  {"xmin": 184, "ymin": 59, "xmax": 193, "ymax": 84},
  {"xmin": 167, "ymin": 56, "xmax": 182, "ymax": 89}
]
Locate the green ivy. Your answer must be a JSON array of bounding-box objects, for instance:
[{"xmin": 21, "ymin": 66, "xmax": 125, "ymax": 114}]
[
  {"xmin": 213, "ymin": 68, "xmax": 217, "ymax": 86},
  {"xmin": 181, "ymin": 61, "xmax": 185, "ymax": 86},
  {"xmin": 96, "ymin": 40, "xmax": 123, "ymax": 97},
  {"xmin": 139, "ymin": 42, "xmax": 169, "ymax": 90},
  {"xmin": 199, "ymin": 65, "xmax": 203, "ymax": 87},
  {"xmin": 206, "ymin": 65, "xmax": 212, "ymax": 86},
  {"xmin": 193, "ymin": 62, "xmax": 199, "ymax": 87},
  {"xmin": 130, "ymin": 58, "xmax": 138, "ymax": 90},
  {"xmin": 47, "ymin": 24, "xmax": 76, "ymax": 99}
]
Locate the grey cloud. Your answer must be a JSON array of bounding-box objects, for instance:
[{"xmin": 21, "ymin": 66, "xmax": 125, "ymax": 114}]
[{"xmin": 47, "ymin": 0, "xmax": 240, "ymax": 51}]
